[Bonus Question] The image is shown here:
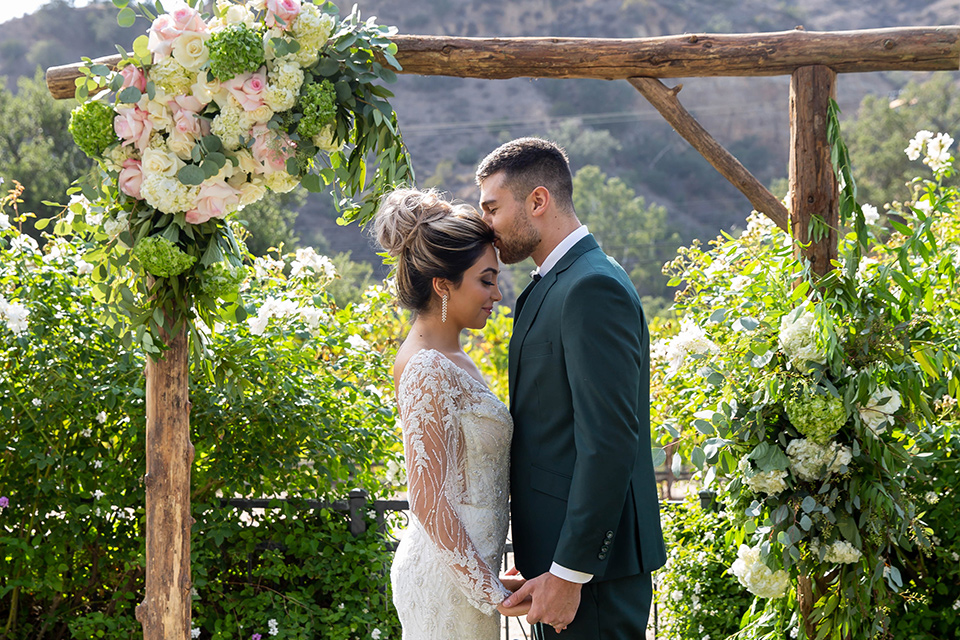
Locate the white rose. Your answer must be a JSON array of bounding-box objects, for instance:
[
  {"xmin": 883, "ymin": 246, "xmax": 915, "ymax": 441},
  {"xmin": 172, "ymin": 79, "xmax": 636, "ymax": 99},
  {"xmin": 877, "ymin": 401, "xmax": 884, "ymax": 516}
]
[
  {"xmin": 172, "ymin": 32, "xmax": 210, "ymax": 72},
  {"xmin": 224, "ymin": 4, "xmax": 256, "ymax": 26},
  {"xmin": 238, "ymin": 181, "xmax": 267, "ymax": 206},
  {"xmin": 141, "ymin": 148, "xmax": 183, "ymax": 178}
]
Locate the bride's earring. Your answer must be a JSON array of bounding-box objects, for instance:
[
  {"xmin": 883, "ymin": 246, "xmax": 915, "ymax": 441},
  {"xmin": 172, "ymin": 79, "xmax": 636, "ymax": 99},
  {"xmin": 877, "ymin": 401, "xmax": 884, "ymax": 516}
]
[{"xmin": 441, "ymin": 294, "xmax": 448, "ymax": 323}]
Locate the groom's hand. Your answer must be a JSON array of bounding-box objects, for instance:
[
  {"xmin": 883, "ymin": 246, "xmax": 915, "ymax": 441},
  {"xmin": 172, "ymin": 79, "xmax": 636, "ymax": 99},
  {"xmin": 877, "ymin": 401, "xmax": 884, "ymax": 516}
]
[{"xmin": 502, "ymin": 572, "xmax": 581, "ymax": 632}]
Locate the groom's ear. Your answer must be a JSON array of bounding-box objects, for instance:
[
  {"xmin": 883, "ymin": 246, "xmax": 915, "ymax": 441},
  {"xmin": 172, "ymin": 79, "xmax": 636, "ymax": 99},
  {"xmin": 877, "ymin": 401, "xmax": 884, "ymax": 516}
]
[{"xmin": 528, "ymin": 186, "xmax": 550, "ymax": 218}]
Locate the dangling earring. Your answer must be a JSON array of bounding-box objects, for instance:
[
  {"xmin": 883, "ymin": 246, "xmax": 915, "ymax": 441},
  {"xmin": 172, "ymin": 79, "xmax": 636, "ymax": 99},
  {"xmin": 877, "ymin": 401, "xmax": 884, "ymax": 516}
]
[{"xmin": 441, "ymin": 294, "xmax": 448, "ymax": 323}]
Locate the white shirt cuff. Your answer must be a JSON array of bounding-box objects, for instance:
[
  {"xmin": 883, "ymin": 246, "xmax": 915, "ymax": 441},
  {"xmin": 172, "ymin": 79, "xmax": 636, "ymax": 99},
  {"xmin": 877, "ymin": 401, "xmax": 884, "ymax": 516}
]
[{"xmin": 549, "ymin": 562, "xmax": 593, "ymax": 584}]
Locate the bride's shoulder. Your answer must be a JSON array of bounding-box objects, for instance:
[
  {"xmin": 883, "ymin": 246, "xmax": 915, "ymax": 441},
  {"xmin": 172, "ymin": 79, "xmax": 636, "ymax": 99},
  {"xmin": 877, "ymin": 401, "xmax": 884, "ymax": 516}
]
[{"xmin": 394, "ymin": 345, "xmax": 447, "ymax": 389}]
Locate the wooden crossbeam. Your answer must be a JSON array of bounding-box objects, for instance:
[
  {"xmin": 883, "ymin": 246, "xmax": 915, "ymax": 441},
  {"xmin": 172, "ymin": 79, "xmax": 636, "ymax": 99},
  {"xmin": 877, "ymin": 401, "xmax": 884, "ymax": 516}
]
[{"xmin": 45, "ymin": 26, "xmax": 960, "ymax": 99}]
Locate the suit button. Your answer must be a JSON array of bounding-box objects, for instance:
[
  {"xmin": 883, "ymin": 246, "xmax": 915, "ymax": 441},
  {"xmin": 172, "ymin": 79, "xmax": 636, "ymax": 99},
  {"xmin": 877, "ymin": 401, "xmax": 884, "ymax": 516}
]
[
  {"xmin": 605, "ymin": 531, "xmax": 614, "ymax": 540},
  {"xmin": 600, "ymin": 545, "xmax": 609, "ymax": 552},
  {"xmin": 598, "ymin": 553, "xmax": 607, "ymax": 560}
]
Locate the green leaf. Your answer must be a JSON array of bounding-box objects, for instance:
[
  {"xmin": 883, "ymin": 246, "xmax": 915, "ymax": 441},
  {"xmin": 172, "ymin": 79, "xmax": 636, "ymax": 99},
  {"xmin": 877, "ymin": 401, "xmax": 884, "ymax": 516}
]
[
  {"xmin": 117, "ymin": 6, "xmax": 137, "ymax": 27},
  {"xmin": 178, "ymin": 165, "xmax": 206, "ymax": 186},
  {"xmin": 652, "ymin": 447, "xmax": 666, "ymax": 468},
  {"xmin": 117, "ymin": 86, "xmax": 142, "ymax": 103},
  {"xmin": 301, "ymin": 173, "xmax": 324, "ymax": 192}
]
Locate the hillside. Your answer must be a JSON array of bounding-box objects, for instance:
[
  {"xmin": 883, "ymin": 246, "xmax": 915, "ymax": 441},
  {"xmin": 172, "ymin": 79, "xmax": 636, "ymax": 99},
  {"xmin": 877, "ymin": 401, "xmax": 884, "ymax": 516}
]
[{"xmin": 2, "ymin": 0, "xmax": 958, "ymax": 265}]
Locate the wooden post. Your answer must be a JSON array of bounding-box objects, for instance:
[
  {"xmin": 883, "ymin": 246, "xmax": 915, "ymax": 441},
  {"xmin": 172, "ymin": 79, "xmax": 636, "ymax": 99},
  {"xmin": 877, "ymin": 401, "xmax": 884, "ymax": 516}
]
[
  {"xmin": 136, "ymin": 326, "xmax": 193, "ymax": 640},
  {"xmin": 788, "ymin": 65, "xmax": 838, "ymax": 277}
]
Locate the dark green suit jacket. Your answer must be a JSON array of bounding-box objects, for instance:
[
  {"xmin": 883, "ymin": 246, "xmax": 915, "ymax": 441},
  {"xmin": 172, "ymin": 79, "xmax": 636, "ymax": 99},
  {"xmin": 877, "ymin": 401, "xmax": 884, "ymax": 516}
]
[{"xmin": 509, "ymin": 234, "xmax": 666, "ymax": 582}]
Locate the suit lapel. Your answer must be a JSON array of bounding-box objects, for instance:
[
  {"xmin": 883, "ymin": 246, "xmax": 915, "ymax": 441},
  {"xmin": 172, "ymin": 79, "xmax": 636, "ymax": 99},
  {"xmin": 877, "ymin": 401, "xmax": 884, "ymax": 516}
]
[{"xmin": 508, "ymin": 235, "xmax": 600, "ymax": 406}]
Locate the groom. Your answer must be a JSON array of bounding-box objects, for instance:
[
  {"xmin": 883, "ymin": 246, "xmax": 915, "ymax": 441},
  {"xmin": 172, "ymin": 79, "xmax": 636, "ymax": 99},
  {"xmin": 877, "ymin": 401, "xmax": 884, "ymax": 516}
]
[{"xmin": 477, "ymin": 138, "xmax": 666, "ymax": 639}]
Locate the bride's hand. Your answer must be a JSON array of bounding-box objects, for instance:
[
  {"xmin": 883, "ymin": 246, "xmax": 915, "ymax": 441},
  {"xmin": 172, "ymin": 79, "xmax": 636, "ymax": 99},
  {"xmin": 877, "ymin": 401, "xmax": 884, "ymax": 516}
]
[
  {"xmin": 500, "ymin": 566, "xmax": 526, "ymax": 593},
  {"xmin": 498, "ymin": 597, "xmax": 532, "ymax": 617}
]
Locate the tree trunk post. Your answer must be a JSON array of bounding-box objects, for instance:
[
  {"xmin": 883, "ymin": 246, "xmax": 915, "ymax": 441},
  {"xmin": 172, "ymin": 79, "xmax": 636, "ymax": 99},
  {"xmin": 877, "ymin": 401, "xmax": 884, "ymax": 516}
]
[
  {"xmin": 136, "ymin": 326, "xmax": 193, "ymax": 640},
  {"xmin": 788, "ymin": 64, "xmax": 838, "ymax": 277}
]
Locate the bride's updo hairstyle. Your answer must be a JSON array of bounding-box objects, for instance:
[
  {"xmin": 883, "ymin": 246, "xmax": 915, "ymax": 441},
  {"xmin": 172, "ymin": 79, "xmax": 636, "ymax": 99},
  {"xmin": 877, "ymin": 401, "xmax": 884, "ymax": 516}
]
[{"xmin": 374, "ymin": 188, "xmax": 496, "ymax": 313}]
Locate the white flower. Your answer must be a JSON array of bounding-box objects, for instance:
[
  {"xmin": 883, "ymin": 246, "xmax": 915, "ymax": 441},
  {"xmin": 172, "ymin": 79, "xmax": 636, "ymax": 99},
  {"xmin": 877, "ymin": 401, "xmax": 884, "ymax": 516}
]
[
  {"xmin": 97, "ymin": 411, "xmax": 108, "ymax": 424},
  {"xmin": 861, "ymin": 204, "xmax": 880, "ymax": 225},
  {"xmin": 779, "ymin": 306, "xmax": 826, "ymax": 366},
  {"xmin": 31, "ymin": 398, "xmax": 42, "ymax": 407},
  {"xmin": 290, "ymin": 247, "xmax": 336, "ymax": 280},
  {"xmin": 371, "ymin": 629, "xmax": 382, "ymax": 640},
  {"xmin": 191, "ymin": 628, "xmax": 201, "ymax": 639},
  {"xmin": 923, "ymin": 132, "xmax": 954, "ymax": 172},
  {"xmin": 74, "ymin": 257, "xmax": 94, "ymax": 275},
  {"xmin": 815, "ymin": 539, "xmax": 862, "ymax": 564},
  {"xmin": 346, "ymin": 334, "xmax": 370, "ymax": 351},
  {"xmin": 858, "ymin": 386, "xmax": 901, "ymax": 433},
  {"xmin": 786, "ymin": 438, "xmax": 852, "ymax": 482},
  {"xmin": 81, "ymin": 428, "xmax": 92, "ymax": 437},
  {"xmin": 739, "ymin": 455, "xmax": 788, "ymax": 496},
  {"xmin": 268, "ymin": 618, "xmax": 279, "ymax": 636},
  {"xmin": 924, "ymin": 491, "xmax": 939, "ymax": 505},
  {"xmin": 657, "ymin": 318, "xmax": 718, "ymax": 376},
  {"xmin": 730, "ymin": 274, "xmax": 751, "ymax": 291},
  {"xmin": 670, "ymin": 589, "xmax": 683, "ymax": 601},
  {"xmin": 94, "ymin": 460, "xmax": 103, "ymax": 469},
  {"xmin": 1, "ymin": 300, "xmax": 30, "ymax": 334},
  {"xmin": 729, "ymin": 544, "xmax": 790, "ymax": 598},
  {"xmin": 905, "ymin": 130, "xmax": 934, "ymax": 161},
  {"xmin": 93, "ymin": 490, "xmax": 105, "ymax": 500},
  {"xmin": 0, "ymin": 213, "xmax": 10, "ymax": 230}
]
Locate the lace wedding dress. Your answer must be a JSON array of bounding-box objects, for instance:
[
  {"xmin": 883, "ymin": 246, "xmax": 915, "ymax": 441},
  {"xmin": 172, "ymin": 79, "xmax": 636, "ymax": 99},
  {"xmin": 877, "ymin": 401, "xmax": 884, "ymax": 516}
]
[{"xmin": 391, "ymin": 349, "xmax": 513, "ymax": 640}]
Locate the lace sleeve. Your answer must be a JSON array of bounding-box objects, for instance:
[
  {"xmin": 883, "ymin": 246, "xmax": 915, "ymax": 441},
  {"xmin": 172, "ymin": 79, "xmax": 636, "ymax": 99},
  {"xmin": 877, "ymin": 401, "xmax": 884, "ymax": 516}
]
[{"xmin": 398, "ymin": 352, "xmax": 509, "ymax": 615}]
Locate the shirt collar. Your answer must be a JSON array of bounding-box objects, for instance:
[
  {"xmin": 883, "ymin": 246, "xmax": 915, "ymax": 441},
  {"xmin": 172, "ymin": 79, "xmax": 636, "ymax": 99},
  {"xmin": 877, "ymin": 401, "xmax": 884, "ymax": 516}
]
[{"xmin": 532, "ymin": 225, "xmax": 589, "ymax": 279}]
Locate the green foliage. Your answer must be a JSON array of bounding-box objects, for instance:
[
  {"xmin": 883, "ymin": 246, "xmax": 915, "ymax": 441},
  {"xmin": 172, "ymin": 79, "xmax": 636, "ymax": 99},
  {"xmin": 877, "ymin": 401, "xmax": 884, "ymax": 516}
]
[
  {"xmin": 236, "ymin": 187, "xmax": 307, "ymax": 258},
  {"xmin": 656, "ymin": 496, "xmax": 753, "ymax": 640},
  {"xmin": 206, "ymin": 23, "xmax": 266, "ymax": 81},
  {"xmin": 68, "ymin": 99, "xmax": 118, "ymax": 159},
  {"xmin": 0, "ymin": 211, "xmax": 404, "ymax": 639}
]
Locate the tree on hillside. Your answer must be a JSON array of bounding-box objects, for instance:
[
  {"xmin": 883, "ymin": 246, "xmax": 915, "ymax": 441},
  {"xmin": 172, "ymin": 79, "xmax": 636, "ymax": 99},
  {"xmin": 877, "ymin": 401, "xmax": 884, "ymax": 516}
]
[
  {"xmin": 844, "ymin": 73, "xmax": 960, "ymax": 208},
  {"xmin": 572, "ymin": 165, "xmax": 682, "ymax": 299},
  {"xmin": 0, "ymin": 70, "xmax": 94, "ymax": 234}
]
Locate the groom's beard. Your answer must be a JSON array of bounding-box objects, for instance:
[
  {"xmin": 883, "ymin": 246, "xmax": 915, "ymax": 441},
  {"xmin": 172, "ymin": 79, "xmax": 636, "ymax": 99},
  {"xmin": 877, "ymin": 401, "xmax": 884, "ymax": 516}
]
[{"xmin": 496, "ymin": 215, "xmax": 541, "ymax": 264}]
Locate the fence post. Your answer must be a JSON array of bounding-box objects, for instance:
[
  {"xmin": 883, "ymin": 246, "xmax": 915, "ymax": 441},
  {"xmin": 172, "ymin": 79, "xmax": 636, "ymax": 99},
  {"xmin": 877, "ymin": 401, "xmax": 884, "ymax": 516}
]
[{"xmin": 348, "ymin": 489, "xmax": 368, "ymax": 536}]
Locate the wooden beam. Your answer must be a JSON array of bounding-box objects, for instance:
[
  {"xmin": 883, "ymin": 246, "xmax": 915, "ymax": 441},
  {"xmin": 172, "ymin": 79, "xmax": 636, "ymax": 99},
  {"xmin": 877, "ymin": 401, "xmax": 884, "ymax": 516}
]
[
  {"xmin": 45, "ymin": 26, "xmax": 960, "ymax": 99},
  {"xmin": 136, "ymin": 326, "xmax": 193, "ymax": 640},
  {"xmin": 789, "ymin": 65, "xmax": 838, "ymax": 277},
  {"xmin": 628, "ymin": 76, "xmax": 790, "ymax": 233}
]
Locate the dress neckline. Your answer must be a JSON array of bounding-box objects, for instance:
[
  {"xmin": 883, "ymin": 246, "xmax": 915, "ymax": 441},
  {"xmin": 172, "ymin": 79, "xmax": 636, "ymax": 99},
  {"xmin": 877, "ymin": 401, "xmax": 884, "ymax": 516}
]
[{"xmin": 399, "ymin": 348, "xmax": 490, "ymax": 393}]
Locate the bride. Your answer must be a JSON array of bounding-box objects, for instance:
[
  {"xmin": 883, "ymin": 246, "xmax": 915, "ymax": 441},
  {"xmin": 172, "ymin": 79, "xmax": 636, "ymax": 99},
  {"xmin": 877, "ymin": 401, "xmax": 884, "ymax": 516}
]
[{"xmin": 374, "ymin": 188, "xmax": 528, "ymax": 639}]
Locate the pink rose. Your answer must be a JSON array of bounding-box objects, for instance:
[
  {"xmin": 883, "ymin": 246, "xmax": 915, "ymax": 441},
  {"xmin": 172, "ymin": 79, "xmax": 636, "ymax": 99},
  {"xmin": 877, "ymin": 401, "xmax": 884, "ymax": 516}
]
[
  {"xmin": 119, "ymin": 65, "xmax": 147, "ymax": 93},
  {"xmin": 185, "ymin": 180, "xmax": 240, "ymax": 225},
  {"xmin": 118, "ymin": 158, "xmax": 143, "ymax": 200},
  {"xmin": 222, "ymin": 69, "xmax": 268, "ymax": 112},
  {"xmin": 114, "ymin": 105, "xmax": 154, "ymax": 152},
  {"xmin": 147, "ymin": 7, "xmax": 207, "ymax": 59},
  {"xmin": 170, "ymin": 6, "xmax": 207, "ymax": 34},
  {"xmin": 265, "ymin": 0, "xmax": 301, "ymax": 30},
  {"xmin": 250, "ymin": 124, "xmax": 296, "ymax": 174}
]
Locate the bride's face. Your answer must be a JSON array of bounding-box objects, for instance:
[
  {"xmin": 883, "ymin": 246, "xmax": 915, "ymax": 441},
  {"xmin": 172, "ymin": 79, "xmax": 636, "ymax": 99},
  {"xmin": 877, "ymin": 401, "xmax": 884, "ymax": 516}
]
[{"xmin": 447, "ymin": 244, "xmax": 502, "ymax": 330}]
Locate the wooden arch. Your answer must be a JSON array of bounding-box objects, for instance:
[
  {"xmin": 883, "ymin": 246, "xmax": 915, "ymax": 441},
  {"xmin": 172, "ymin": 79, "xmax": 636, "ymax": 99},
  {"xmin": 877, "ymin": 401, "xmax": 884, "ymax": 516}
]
[{"xmin": 45, "ymin": 24, "xmax": 960, "ymax": 640}]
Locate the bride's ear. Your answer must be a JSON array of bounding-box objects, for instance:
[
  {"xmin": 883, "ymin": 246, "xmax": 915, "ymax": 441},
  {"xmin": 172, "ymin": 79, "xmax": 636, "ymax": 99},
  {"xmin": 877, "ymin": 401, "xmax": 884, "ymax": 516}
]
[{"xmin": 431, "ymin": 277, "xmax": 452, "ymax": 300}]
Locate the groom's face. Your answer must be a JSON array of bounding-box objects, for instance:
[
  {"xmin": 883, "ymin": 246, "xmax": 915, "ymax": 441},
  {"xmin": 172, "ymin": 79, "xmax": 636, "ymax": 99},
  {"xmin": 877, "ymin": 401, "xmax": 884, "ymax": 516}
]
[{"xmin": 478, "ymin": 171, "xmax": 540, "ymax": 265}]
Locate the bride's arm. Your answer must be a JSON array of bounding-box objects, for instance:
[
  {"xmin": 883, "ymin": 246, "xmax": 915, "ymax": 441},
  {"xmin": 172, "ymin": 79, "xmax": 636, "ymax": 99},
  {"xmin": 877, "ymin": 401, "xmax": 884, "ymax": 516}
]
[{"xmin": 398, "ymin": 361, "xmax": 510, "ymax": 614}]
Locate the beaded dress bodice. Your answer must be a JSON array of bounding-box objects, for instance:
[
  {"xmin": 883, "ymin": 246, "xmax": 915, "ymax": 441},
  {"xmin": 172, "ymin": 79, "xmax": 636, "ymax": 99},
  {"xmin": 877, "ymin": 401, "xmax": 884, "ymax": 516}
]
[{"xmin": 391, "ymin": 349, "xmax": 513, "ymax": 639}]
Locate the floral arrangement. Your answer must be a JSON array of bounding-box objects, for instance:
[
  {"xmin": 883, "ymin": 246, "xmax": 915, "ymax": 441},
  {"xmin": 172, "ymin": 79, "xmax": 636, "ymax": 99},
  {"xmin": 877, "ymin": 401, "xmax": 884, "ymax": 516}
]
[
  {"xmin": 651, "ymin": 110, "xmax": 960, "ymax": 638},
  {"xmin": 61, "ymin": 0, "xmax": 411, "ymax": 359}
]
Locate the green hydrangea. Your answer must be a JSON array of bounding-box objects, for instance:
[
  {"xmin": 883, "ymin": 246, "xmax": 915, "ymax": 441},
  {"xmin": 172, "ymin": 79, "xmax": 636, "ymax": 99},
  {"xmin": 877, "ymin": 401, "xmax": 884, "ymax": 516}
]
[
  {"xmin": 784, "ymin": 388, "xmax": 847, "ymax": 444},
  {"xmin": 200, "ymin": 261, "xmax": 247, "ymax": 299},
  {"xmin": 133, "ymin": 236, "xmax": 197, "ymax": 278},
  {"xmin": 69, "ymin": 101, "xmax": 118, "ymax": 159},
  {"xmin": 296, "ymin": 79, "xmax": 337, "ymax": 139},
  {"xmin": 207, "ymin": 23, "xmax": 266, "ymax": 81}
]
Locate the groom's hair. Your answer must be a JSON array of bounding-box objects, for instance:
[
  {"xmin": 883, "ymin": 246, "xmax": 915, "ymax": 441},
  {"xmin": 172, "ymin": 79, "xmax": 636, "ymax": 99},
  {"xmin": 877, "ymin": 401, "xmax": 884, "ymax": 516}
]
[{"xmin": 476, "ymin": 137, "xmax": 574, "ymax": 211}]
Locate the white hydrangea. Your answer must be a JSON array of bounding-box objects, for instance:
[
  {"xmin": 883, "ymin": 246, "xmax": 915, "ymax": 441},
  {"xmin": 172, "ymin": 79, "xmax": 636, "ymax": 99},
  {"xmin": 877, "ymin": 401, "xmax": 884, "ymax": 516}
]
[
  {"xmin": 812, "ymin": 539, "xmax": 862, "ymax": 565},
  {"xmin": 140, "ymin": 174, "xmax": 199, "ymax": 214},
  {"xmin": 779, "ymin": 306, "xmax": 827, "ymax": 366},
  {"xmin": 655, "ymin": 318, "xmax": 718, "ymax": 376},
  {"xmin": 264, "ymin": 170, "xmax": 299, "ymax": 193},
  {"xmin": 858, "ymin": 385, "xmax": 902, "ymax": 433},
  {"xmin": 730, "ymin": 544, "xmax": 790, "ymax": 599},
  {"xmin": 210, "ymin": 102, "xmax": 247, "ymax": 151},
  {"xmin": 149, "ymin": 56, "xmax": 197, "ymax": 96},
  {"xmin": 292, "ymin": 4, "xmax": 336, "ymax": 67},
  {"xmin": 739, "ymin": 455, "xmax": 788, "ymax": 496},
  {"xmin": 786, "ymin": 438, "xmax": 852, "ymax": 482}
]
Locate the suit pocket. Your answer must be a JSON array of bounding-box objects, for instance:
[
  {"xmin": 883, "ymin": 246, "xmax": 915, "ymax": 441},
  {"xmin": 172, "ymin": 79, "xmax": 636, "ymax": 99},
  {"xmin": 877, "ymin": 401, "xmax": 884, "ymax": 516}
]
[
  {"xmin": 521, "ymin": 341, "xmax": 553, "ymax": 359},
  {"xmin": 530, "ymin": 464, "xmax": 572, "ymax": 500}
]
